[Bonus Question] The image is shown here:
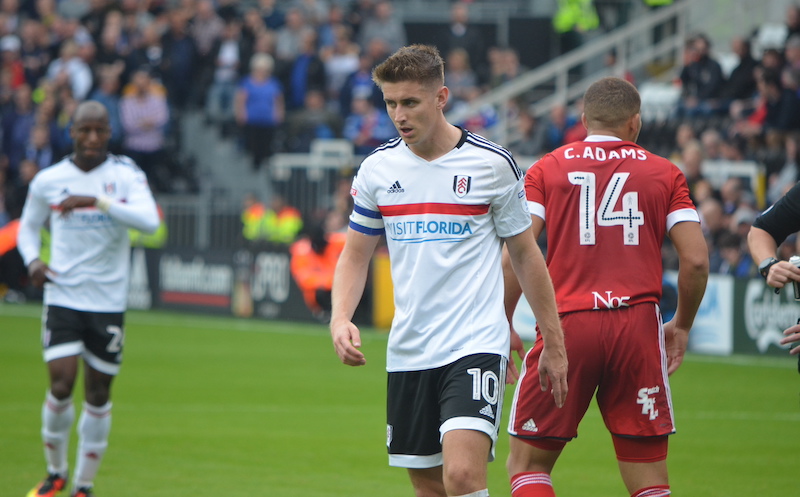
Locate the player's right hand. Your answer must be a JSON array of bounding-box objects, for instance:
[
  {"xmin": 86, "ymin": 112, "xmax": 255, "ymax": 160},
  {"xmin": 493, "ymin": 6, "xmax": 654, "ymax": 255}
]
[
  {"xmin": 767, "ymin": 260, "xmax": 800, "ymax": 289},
  {"xmin": 330, "ymin": 319, "xmax": 367, "ymax": 367},
  {"xmin": 27, "ymin": 259, "xmax": 54, "ymax": 288},
  {"xmin": 538, "ymin": 342, "xmax": 568, "ymax": 408},
  {"xmin": 780, "ymin": 323, "xmax": 800, "ymax": 355}
]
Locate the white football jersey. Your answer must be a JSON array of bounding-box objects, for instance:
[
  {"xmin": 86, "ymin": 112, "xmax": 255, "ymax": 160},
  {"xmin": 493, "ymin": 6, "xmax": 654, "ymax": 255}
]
[
  {"xmin": 350, "ymin": 129, "xmax": 531, "ymax": 371},
  {"xmin": 17, "ymin": 155, "xmax": 159, "ymax": 312}
]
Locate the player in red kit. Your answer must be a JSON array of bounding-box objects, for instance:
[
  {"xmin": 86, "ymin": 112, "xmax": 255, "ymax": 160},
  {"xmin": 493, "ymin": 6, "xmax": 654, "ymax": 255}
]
[{"xmin": 503, "ymin": 77, "xmax": 708, "ymax": 497}]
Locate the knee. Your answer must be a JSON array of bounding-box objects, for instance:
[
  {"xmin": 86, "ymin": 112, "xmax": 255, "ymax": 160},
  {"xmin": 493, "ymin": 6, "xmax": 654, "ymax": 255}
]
[
  {"xmin": 49, "ymin": 379, "xmax": 75, "ymax": 400},
  {"xmin": 443, "ymin": 463, "xmax": 483, "ymax": 495},
  {"xmin": 84, "ymin": 384, "xmax": 111, "ymax": 406}
]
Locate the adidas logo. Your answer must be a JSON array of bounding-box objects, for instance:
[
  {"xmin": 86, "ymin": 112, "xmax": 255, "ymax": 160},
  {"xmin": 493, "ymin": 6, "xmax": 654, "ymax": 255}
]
[
  {"xmin": 479, "ymin": 404, "xmax": 495, "ymax": 419},
  {"xmin": 387, "ymin": 181, "xmax": 405, "ymax": 193},
  {"xmin": 522, "ymin": 418, "xmax": 538, "ymax": 432}
]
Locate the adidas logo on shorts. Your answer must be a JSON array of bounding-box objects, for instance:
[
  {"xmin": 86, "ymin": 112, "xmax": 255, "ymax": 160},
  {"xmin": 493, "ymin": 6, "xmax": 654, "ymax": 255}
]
[
  {"xmin": 479, "ymin": 404, "xmax": 495, "ymax": 419},
  {"xmin": 522, "ymin": 418, "xmax": 538, "ymax": 432}
]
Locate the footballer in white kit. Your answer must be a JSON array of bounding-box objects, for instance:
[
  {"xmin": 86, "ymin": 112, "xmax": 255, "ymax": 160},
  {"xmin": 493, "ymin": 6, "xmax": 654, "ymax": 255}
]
[
  {"xmin": 18, "ymin": 101, "xmax": 159, "ymax": 497},
  {"xmin": 330, "ymin": 45, "xmax": 566, "ymax": 497},
  {"xmin": 349, "ymin": 129, "xmax": 531, "ymax": 467}
]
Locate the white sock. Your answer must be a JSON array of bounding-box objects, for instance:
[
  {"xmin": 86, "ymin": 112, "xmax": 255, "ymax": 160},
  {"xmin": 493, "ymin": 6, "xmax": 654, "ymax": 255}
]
[
  {"xmin": 42, "ymin": 391, "xmax": 74, "ymax": 477},
  {"xmin": 453, "ymin": 490, "xmax": 490, "ymax": 497},
  {"xmin": 73, "ymin": 401, "xmax": 112, "ymax": 488}
]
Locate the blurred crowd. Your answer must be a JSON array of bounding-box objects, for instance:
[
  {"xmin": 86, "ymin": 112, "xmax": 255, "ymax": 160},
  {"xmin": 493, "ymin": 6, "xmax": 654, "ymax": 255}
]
[{"xmin": 2, "ymin": 0, "xmax": 800, "ymax": 292}]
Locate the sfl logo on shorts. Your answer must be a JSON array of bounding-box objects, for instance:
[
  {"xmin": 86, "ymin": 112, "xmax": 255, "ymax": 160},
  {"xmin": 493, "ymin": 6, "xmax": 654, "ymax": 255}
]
[{"xmin": 637, "ymin": 386, "xmax": 660, "ymax": 420}]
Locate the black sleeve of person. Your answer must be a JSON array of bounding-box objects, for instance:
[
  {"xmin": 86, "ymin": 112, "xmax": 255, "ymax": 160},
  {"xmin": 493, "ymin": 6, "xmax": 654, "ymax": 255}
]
[{"xmin": 753, "ymin": 182, "xmax": 800, "ymax": 245}]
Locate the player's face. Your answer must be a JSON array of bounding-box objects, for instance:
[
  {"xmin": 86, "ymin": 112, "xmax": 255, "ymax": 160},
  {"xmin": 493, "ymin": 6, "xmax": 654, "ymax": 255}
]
[
  {"xmin": 71, "ymin": 117, "xmax": 111, "ymax": 165},
  {"xmin": 381, "ymin": 80, "xmax": 447, "ymax": 148}
]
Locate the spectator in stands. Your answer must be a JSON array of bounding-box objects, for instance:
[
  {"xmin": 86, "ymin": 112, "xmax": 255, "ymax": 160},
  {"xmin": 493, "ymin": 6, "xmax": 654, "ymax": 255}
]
[
  {"xmin": 18, "ymin": 19, "xmax": 49, "ymax": 87},
  {"xmin": 89, "ymin": 69, "xmax": 124, "ymax": 153},
  {"xmin": 205, "ymin": 19, "xmax": 241, "ymax": 130},
  {"xmin": 24, "ymin": 122, "xmax": 53, "ymax": 170},
  {"xmin": 284, "ymin": 30, "xmax": 326, "ymax": 111},
  {"xmin": 346, "ymin": 0, "xmax": 375, "ymax": 40},
  {"xmin": 680, "ymin": 140, "xmax": 707, "ymax": 204},
  {"xmin": 488, "ymin": 46, "xmax": 526, "ymax": 90},
  {"xmin": 699, "ymin": 197, "xmax": 727, "ymax": 272},
  {"xmin": 45, "ymin": 39, "xmax": 92, "ymax": 101},
  {"xmin": 126, "ymin": 23, "xmax": 164, "ymax": 84},
  {"xmin": 700, "ymin": 128, "xmax": 724, "ymax": 160},
  {"xmin": 720, "ymin": 36, "xmax": 758, "ymax": 109},
  {"xmin": 440, "ymin": 2, "xmax": 487, "ymax": 85},
  {"xmin": 320, "ymin": 24, "xmax": 360, "ymax": 104},
  {"xmin": 444, "ymin": 47, "xmax": 478, "ymax": 109},
  {"xmin": 768, "ymin": 134, "xmax": 800, "ymax": 204},
  {"xmin": 263, "ymin": 193, "xmax": 303, "ymax": 245},
  {"xmin": 543, "ymin": 102, "xmax": 578, "ymax": 151},
  {"xmin": 284, "ymin": 89, "xmax": 342, "ymax": 153},
  {"xmin": 719, "ymin": 176, "xmax": 748, "ymax": 215},
  {"xmin": 677, "ymin": 33, "xmax": 726, "ymax": 117},
  {"xmin": 2, "ymin": 83, "xmax": 35, "ymax": 182},
  {"xmin": 290, "ymin": 221, "xmax": 346, "ymax": 321},
  {"xmin": 234, "ymin": 52, "xmax": 284, "ymax": 170},
  {"xmin": 717, "ymin": 231, "xmax": 755, "ymax": 277},
  {"xmin": 318, "ymin": 3, "xmax": 347, "ymax": 50},
  {"xmin": 275, "ymin": 7, "xmax": 312, "ymax": 65},
  {"xmin": 343, "ymin": 91, "xmax": 397, "ymax": 155},
  {"xmin": 258, "ymin": 0, "xmax": 285, "ymax": 31},
  {"xmin": 357, "ymin": 1, "xmax": 405, "ymax": 53},
  {"xmin": 786, "ymin": 4, "xmax": 800, "ymax": 42},
  {"xmin": 668, "ymin": 122, "xmax": 697, "ymax": 163},
  {"xmin": 241, "ymin": 191, "xmax": 266, "ymax": 244},
  {"xmin": 120, "ymin": 67, "xmax": 170, "ymax": 191},
  {"xmin": 1, "ymin": 34, "xmax": 24, "ymax": 89},
  {"xmin": 94, "ymin": 11, "xmax": 129, "ymax": 82},
  {"xmin": 161, "ymin": 9, "xmax": 196, "ymax": 111},
  {"xmin": 732, "ymin": 68, "xmax": 800, "ymax": 154},
  {"xmin": 338, "ymin": 51, "xmax": 382, "ymax": 118},
  {"xmin": 784, "ymin": 34, "xmax": 800, "ymax": 72},
  {"xmin": 506, "ymin": 104, "xmax": 546, "ymax": 160},
  {"xmin": 190, "ymin": 0, "xmax": 224, "ymax": 108}
]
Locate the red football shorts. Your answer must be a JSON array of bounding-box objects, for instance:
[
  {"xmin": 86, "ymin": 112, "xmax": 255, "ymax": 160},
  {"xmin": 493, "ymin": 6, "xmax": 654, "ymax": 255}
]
[{"xmin": 508, "ymin": 303, "xmax": 675, "ymax": 440}]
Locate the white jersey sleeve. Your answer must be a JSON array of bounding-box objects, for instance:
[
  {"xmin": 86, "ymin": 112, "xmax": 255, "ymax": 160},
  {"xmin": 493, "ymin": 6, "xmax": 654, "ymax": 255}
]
[{"xmin": 17, "ymin": 174, "xmax": 50, "ymax": 266}]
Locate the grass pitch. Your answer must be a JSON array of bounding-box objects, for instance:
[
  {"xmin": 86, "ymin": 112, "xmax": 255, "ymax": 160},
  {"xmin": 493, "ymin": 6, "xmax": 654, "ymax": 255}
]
[{"xmin": 1, "ymin": 302, "xmax": 798, "ymax": 496}]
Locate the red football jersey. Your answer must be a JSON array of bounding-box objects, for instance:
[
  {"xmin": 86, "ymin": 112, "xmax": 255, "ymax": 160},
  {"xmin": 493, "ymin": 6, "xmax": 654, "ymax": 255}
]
[{"xmin": 525, "ymin": 136, "xmax": 698, "ymax": 314}]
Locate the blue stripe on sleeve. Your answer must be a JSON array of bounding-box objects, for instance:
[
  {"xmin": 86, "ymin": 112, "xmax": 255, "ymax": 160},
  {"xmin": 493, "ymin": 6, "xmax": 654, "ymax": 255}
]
[{"xmin": 350, "ymin": 220, "xmax": 385, "ymax": 236}]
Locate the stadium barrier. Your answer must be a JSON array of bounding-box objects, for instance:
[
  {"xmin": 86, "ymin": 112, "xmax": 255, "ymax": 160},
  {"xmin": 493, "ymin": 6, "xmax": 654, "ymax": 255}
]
[{"xmin": 127, "ymin": 246, "xmax": 372, "ymax": 324}]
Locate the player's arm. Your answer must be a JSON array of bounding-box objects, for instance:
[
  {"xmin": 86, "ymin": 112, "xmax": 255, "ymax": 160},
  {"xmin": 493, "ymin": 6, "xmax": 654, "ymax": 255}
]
[
  {"xmin": 330, "ymin": 228, "xmax": 380, "ymax": 367},
  {"xmin": 505, "ymin": 227, "xmax": 567, "ymax": 407},
  {"xmin": 664, "ymin": 220, "xmax": 709, "ymax": 375},
  {"xmin": 748, "ymin": 183, "xmax": 800, "ymax": 288},
  {"xmin": 17, "ymin": 179, "xmax": 53, "ymax": 287},
  {"xmin": 502, "ymin": 214, "xmax": 545, "ymax": 383}
]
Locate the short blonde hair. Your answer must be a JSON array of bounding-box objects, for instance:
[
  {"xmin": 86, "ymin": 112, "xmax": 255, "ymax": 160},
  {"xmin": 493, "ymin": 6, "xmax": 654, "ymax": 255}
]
[{"xmin": 250, "ymin": 53, "xmax": 274, "ymax": 73}]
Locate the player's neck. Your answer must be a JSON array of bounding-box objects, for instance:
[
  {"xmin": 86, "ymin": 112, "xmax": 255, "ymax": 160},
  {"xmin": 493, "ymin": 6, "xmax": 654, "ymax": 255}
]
[
  {"xmin": 72, "ymin": 154, "xmax": 106, "ymax": 172},
  {"xmin": 408, "ymin": 122, "xmax": 462, "ymax": 161}
]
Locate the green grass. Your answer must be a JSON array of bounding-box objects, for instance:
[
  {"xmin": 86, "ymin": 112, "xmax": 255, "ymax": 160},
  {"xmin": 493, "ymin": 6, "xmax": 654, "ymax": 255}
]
[{"xmin": 1, "ymin": 302, "xmax": 798, "ymax": 496}]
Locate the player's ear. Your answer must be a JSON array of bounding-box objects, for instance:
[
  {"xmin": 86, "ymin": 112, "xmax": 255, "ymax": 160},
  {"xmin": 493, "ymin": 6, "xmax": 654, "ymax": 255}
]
[{"xmin": 437, "ymin": 85, "xmax": 449, "ymax": 110}]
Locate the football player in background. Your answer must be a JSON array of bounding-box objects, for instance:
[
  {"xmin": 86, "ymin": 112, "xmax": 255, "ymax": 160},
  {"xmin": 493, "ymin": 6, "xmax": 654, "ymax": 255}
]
[
  {"xmin": 504, "ymin": 77, "xmax": 708, "ymax": 497},
  {"xmin": 18, "ymin": 101, "xmax": 159, "ymax": 497}
]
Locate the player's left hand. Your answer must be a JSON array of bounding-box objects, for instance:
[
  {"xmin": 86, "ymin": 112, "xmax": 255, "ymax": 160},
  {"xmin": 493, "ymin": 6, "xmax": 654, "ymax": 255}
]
[
  {"xmin": 663, "ymin": 319, "xmax": 689, "ymax": 375},
  {"xmin": 506, "ymin": 327, "xmax": 526, "ymax": 384},
  {"xmin": 58, "ymin": 195, "xmax": 97, "ymax": 216}
]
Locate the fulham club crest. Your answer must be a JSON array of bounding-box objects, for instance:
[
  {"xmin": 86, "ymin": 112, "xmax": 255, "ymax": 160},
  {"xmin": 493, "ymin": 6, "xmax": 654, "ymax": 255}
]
[{"xmin": 453, "ymin": 175, "xmax": 471, "ymax": 198}]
